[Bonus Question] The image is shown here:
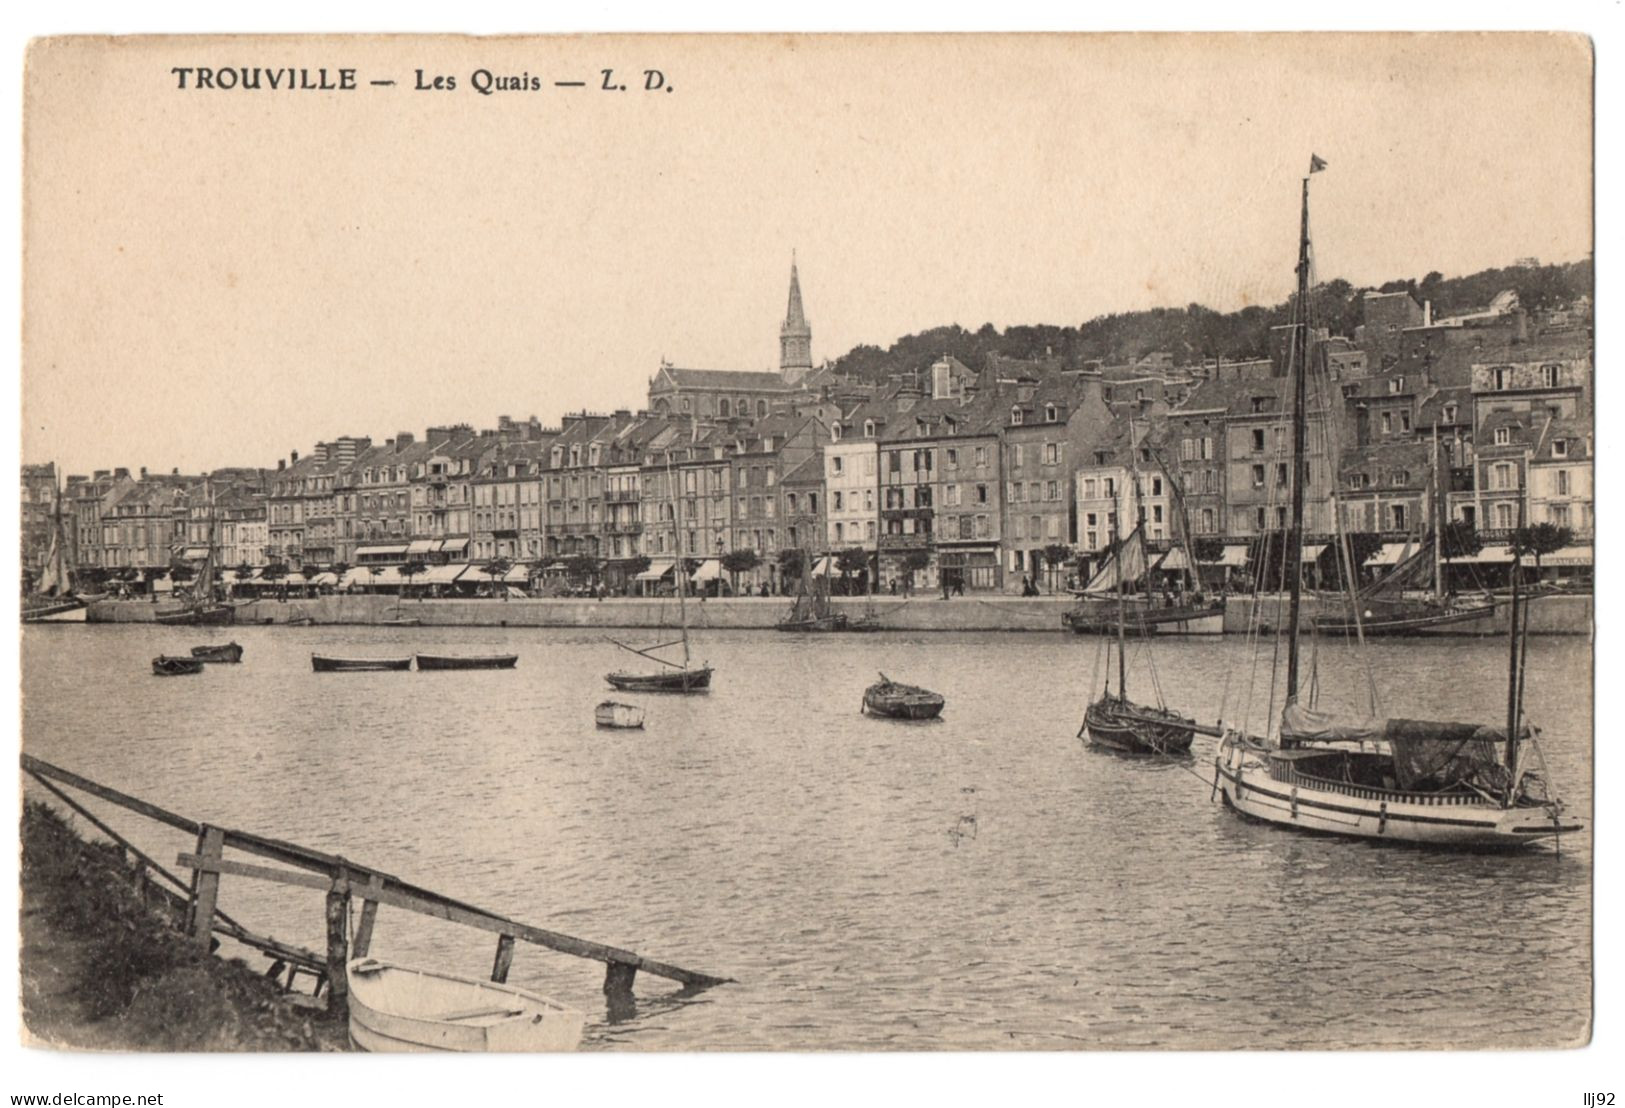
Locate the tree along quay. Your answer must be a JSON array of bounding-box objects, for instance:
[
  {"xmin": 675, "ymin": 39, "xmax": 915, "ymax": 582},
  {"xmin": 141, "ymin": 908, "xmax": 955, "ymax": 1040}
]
[{"xmin": 80, "ymin": 593, "xmax": 1594, "ymax": 634}]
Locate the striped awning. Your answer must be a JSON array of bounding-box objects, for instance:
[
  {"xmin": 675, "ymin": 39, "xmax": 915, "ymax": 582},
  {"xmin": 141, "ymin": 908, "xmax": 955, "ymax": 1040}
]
[
  {"xmin": 634, "ymin": 559, "xmax": 675, "ymax": 582},
  {"xmin": 1365, "ymin": 542, "xmax": 1417, "ymax": 567},
  {"xmin": 1300, "ymin": 543, "xmax": 1328, "ymax": 563},
  {"xmin": 421, "ymin": 564, "xmax": 467, "ymax": 584},
  {"xmin": 406, "ymin": 539, "xmax": 436, "ymax": 555},
  {"xmin": 691, "ymin": 558, "xmax": 723, "ymax": 583},
  {"xmin": 812, "ymin": 556, "xmax": 833, "ymax": 576},
  {"xmin": 356, "ymin": 545, "xmax": 407, "ymax": 557},
  {"xmin": 441, "ymin": 538, "xmax": 469, "ymax": 553}
]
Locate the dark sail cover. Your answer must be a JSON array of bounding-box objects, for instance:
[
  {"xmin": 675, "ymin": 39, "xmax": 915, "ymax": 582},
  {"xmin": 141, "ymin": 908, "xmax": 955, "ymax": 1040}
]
[{"xmin": 1384, "ymin": 719, "xmax": 1512, "ymax": 792}]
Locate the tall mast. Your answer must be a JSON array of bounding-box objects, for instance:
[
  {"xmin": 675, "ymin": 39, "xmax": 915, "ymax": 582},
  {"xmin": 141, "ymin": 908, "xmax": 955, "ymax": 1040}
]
[
  {"xmin": 1432, "ymin": 422, "xmax": 1445, "ymax": 605},
  {"xmin": 1504, "ymin": 480, "xmax": 1524, "ymax": 800},
  {"xmin": 1284, "ymin": 173, "xmax": 1313, "ymax": 703},
  {"xmin": 1113, "ymin": 440, "xmax": 1128, "ymax": 699},
  {"xmin": 669, "ymin": 458, "xmax": 690, "ymax": 668}
]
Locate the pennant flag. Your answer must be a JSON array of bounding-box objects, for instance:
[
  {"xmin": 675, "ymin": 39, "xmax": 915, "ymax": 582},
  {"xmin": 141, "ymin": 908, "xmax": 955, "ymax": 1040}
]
[{"xmin": 1309, "ymin": 154, "xmax": 1328, "ymax": 174}]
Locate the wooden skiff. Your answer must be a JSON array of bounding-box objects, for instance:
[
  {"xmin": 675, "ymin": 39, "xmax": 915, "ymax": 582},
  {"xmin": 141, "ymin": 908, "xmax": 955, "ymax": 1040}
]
[{"xmin": 346, "ymin": 957, "xmax": 584, "ymax": 1053}]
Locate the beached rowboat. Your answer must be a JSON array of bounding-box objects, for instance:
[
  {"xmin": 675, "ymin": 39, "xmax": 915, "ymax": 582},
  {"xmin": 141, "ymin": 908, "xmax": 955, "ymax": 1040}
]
[
  {"xmin": 311, "ymin": 654, "xmax": 412, "ymax": 672},
  {"xmin": 346, "ymin": 957, "xmax": 584, "ymax": 1053}
]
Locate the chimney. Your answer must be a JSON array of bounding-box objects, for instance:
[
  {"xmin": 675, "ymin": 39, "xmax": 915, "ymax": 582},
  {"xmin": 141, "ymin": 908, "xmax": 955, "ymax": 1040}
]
[
  {"xmin": 114, "ymin": 467, "xmax": 129, "ymax": 480},
  {"xmin": 1513, "ymin": 309, "xmax": 1529, "ymax": 344},
  {"xmin": 290, "ymin": 450, "xmax": 299, "ymax": 463},
  {"xmin": 171, "ymin": 467, "xmax": 179, "ymax": 476},
  {"xmin": 395, "ymin": 432, "xmax": 414, "ymax": 451},
  {"xmin": 139, "ymin": 466, "xmax": 148, "ymax": 479},
  {"xmin": 277, "ymin": 459, "xmax": 286, "ymax": 471},
  {"xmin": 94, "ymin": 469, "xmax": 109, "ymax": 480},
  {"xmin": 1423, "ymin": 300, "xmax": 1433, "ymax": 327}
]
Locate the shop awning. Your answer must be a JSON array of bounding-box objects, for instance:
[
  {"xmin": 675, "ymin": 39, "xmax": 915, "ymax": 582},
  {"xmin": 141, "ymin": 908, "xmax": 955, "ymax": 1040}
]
[
  {"xmin": 356, "ymin": 545, "xmax": 407, "ymax": 558},
  {"xmin": 1540, "ymin": 545, "xmax": 1592, "ymax": 567},
  {"xmin": 368, "ymin": 566, "xmax": 404, "ymax": 586},
  {"xmin": 283, "ymin": 572, "xmax": 308, "ymax": 586},
  {"xmin": 339, "ymin": 567, "xmax": 371, "ymax": 588},
  {"xmin": 1213, "ymin": 545, "xmax": 1250, "ymax": 567},
  {"xmin": 1300, "ymin": 543, "xmax": 1327, "ymax": 563},
  {"xmin": 421, "ymin": 564, "xmax": 467, "ymax": 584},
  {"xmin": 691, "ymin": 558, "xmax": 723, "ymax": 583},
  {"xmin": 309, "ymin": 572, "xmax": 338, "ymax": 586},
  {"xmin": 1365, "ymin": 542, "xmax": 1418, "ymax": 567},
  {"xmin": 812, "ymin": 556, "xmax": 833, "ymax": 576},
  {"xmin": 441, "ymin": 538, "xmax": 469, "ymax": 553},
  {"xmin": 1445, "ymin": 545, "xmax": 1510, "ymax": 565},
  {"xmin": 181, "ymin": 546, "xmax": 210, "ymax": 559},
  {"xmin": 634, "ymin": 558, "xmax": 675, "ymax": 582},
  {"xmin": 406, "ymin": 539, "xmax": 436, "ymax": 555}
]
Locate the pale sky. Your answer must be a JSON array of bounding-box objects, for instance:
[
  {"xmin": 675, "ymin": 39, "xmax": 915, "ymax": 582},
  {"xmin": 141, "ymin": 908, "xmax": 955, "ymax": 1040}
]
[{"xmin": 22, "ymin": 33, "xmax": 1593, "ymax": 477}]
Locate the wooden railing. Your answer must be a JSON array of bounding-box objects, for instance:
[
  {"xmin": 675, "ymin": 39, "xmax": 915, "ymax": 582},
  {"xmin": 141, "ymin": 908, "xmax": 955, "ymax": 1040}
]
[{"xmin": 22, "ymin": 754, "xmax": 731, "ymax": 1018}]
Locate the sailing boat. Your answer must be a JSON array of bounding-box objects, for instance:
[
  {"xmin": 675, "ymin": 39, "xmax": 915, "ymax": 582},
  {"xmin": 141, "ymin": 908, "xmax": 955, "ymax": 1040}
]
[
  {"xmin": 776, "ymin": 541, "xmax": 848, "ymax": 632},
  {"xmin": 1080, "ymin": 420, "xmax": 1197, "ymax": 755},
  {"xmin": 1063, "ymin": 434, "xmax": 1224, "ymax": 636},
  {"xmin": 1213, "ymin": 158, "xmax": 1582, "ymax": 847},
  {"xmin": 156, "ymin": 481, "xmax": 234, "ymax": 626},
  {"xmin": 605, "ymin": 461, "xmax": 713, "ymax": 692},
  {"xmin": 1313, "ymin": 427, "xmax": 1500, "ymax": 636},
  {"xmin": 23, "ymin": 478, "xmax": 88, "ymax": 623}
]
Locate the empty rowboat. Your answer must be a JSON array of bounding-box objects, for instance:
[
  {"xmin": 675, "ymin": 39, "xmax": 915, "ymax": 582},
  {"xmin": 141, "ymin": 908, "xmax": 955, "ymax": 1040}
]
[
  {"xmin": 152, "ymin": 655, "xmax": 205, "ymax": 677},
  {"xmin": 861, "ymin": 673, "xmax": 945, "ymax": 720},
  {"xmin": 595, "ymin": 700, "xmax": 646, "ymax": 729},
  {"xmin": 311, "ymin": 654, "xmax": 412, "ymax": 672},
  {"xmin": 415, "ymin": 653, "xmax": 518, "ymax": 670},
  {"xmin": 190, "ymin": 641, "xmax": 244, "ymax": 664},
  {"xmin": 346, "ymin": 957, "xmax": 584, "ymax": 1053}
]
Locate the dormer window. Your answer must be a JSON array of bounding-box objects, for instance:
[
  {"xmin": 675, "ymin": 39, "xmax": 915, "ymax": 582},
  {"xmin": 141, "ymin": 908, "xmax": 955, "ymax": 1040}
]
[
  {"xmin": 1011, "ymin": 407, "xmax": 1024, "ymax": 426},
  {"xmin": 864, "ymin": 420, "xmax": 876, "ymax": 437},
  {"xmin": 1443, "ymin": 404, "xmax": 1457, "ymax": 423},
  {"xmin": 831, "ymin": 423, "xmax": 843, "ymax": 442},
  {"xmin": 1494, "ymin": 426, "xmax": 1511, "ymax": 446},
  {"xmin": 1552, "ymin": 438, "xmax": 1568, "ymax": 458},
  {"xmin": 1045, "ymin": 404, "xmax": 1058, "ymax": 423},
  {"xmin": 1389, "ymin": 376, "xmax": 1404, "ymax": 395}
]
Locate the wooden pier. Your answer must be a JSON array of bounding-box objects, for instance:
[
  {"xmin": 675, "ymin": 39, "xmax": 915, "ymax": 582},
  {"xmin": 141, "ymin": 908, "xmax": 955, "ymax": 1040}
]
[{"xmin": 21, "ymin": 754, "xmax": 731, "ymax": 1020}]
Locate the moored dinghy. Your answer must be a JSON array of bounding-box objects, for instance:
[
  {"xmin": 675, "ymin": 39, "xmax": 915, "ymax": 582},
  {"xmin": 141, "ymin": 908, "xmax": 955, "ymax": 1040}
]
[
  {"xmin": 414, "ymin": 653, "xmax": 519, "ymax": 670},
  {"xmin": 346, "ymin": 957, "xmax": 584, "ymax": 1053},
  {"xmin": 152, "ymin": 655, "xmax": 204, "ymax": 677},
  {"xmin": 862, "ymin": 674, "xmax": 945, "ymax": 720},
  {"xmin": 311, "ymin": 654, "xmax": 413, "ymax": 672},
  {"xmin": 190, "ymin": 641, "xmax": 244, "ymax": 663},
  {"xmin": 595, "ymin": 700, "xmax": 646, "ymax": 729}
]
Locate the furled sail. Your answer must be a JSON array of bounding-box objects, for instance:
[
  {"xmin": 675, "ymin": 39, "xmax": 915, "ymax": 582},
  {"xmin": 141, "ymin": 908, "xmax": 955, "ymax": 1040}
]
[{"xmin": 1280, "ymin": 701, "xmax": 1521, "ymax": 792}]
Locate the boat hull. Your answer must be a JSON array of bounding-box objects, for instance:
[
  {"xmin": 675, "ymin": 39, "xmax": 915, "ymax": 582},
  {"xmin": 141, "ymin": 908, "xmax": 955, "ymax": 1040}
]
[
  {"xmin": 862, "ymin": 683, "xmax": 945, "ymax": 720},
  {"xmin": 595, "ymin": 701, "xmax": 646, "ymax": 729},
  {"xmin": 155, "ymin": 605, "xmax": 235, "ymax": 626},
  {"xmin": 1314, "ymin": 602, "xmax": 1502, "ymax": 637},
  {"xmin": 346, "ymin": 958, "xmax": 583, "ymax": 1053},
  {"xmin": 1064, "ymin": 604, "xmax": 1224, "ymax": 636},
  {"xmin": 190, "ymin": 642, "xmax": 243, "ymax": 663},
  {"xmin": 312, "ymin": 654, "xmax": 412, "ymax": 672},
  {"xmin": 1083, "ymin": 697, "xmax": 1195, "ymax": 755},
  {"xmin": 1213, "ymin": 736, "xmax": 1582, "ymax": 848},
  {"xmin": 606, "ymin": 667, "xmax": 713, "ymax": 693},
  {"xmin": 776, "ymin": 615, "xmax": 849, "ymax": 632},
  {"xmin": 152, "ymin": 655, "xmax": 204, "ymax": 676},
  {"xmin": 415, "ymin": 654, "xmax": 518, "ymax": 670},
  {"xmin": 23, "ymin": 598, "xmax": 87, "ymax": 623}
]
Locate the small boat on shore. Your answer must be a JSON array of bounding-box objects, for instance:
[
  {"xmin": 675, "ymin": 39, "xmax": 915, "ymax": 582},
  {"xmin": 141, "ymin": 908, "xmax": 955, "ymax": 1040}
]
[
  {"xmin": 595, "ymin": 700, "xmax": 646, "ymax": 729},
  {"xmin": 312, "ymin": 654, "xmax": 412, "ymax": 672},
  {"xmin": 190, "ymin": 642, "xmax": 244, "ymax": 664},
  {"xmin": 152, "ymin": 655, "xmax": 205, "ymax": 677},
  {"xmin": 415, "ymin": 653, "xmax": 518, "ymax": 670},
  {"xmin": 862, "ymin": 674, "xmax": 945, "ymax": 720},
  {"xmin": 346, "ymin": 957, "xmax": 584, "ymax": 1053}
]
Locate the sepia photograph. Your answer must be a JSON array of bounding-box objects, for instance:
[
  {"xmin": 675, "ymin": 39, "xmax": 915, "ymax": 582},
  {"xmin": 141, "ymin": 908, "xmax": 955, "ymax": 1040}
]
[{"xmin": 8, "ymin": 20, "xmax": 1606, "ymax": 1104}]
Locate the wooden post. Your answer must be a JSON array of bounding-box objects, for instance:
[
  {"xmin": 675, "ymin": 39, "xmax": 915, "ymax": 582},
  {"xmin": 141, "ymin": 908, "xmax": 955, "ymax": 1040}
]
[
  {"xmin": 491, "ymin": 934, "xmax": 516, "ymax": 984},
  {"xmin": 189, "ymin": 826, "xmax": 225, "ymax": 948},
  {"xmin": 604, "ymin": 961, "xmax": 638, "ymax": 998},
  {"xmin": 352, "ymin": 874, "xmax": 383, "ymax": 959},
  {"xmin": 325, "ymin": 883, "xmax": 350, "ymax": 1018}
]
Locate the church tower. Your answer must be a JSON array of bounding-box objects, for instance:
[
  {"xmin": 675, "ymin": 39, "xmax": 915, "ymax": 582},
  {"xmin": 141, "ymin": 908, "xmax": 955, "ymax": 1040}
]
[{"xmin": 779, "ymin": 253, "xmax": 813, "ymax": 385}]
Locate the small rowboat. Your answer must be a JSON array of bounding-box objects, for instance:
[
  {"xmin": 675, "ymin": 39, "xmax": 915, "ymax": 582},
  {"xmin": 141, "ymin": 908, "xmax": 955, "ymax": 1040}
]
[
  {"xmin": 605, "ymin": 666, "xmax": 712, "ymax": 693},
  {"xmin": 346, "ymin": 957, "xmax": 584, "ymax": 1053},
  {"xmin": 378, "ymin": 617, "xmax": 422, "ymax": 627},
  {"xmin": 861, "ymin": 673, "xmax": 945, "ymax": 720},
  {"xmin": 311, "ymin": 654, "xmax": 412, "ymax": 672},
  {"xmin": 415, "ymin": 653, "xmax": 518, "ymax": 670},
  {"xmin": 1082, "ymin": 692, "xmax": 1195, "ymax": 755},
  {"xmin": 595, "ymin": 700, "xmax": 646, "ymax": 729},
  {"xmin": 190, "ymin": 641, "xmax": 243, "ymax": 664},
  {"xmin": 152, "ymin": 655, "xmax": 204, "ymax": 677}
]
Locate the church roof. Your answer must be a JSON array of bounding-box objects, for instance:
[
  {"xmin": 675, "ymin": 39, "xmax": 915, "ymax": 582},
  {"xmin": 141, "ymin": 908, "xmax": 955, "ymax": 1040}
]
[{"xmin": 655, "ymin": 366, "xmax": 793, "ymax": 392}]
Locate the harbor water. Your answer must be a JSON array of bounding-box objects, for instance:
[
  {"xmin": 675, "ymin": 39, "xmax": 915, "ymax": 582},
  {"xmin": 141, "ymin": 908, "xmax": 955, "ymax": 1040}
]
[{"xmin": 21, "ymin": 624, "xmax": 1593, "ymax": 1050}]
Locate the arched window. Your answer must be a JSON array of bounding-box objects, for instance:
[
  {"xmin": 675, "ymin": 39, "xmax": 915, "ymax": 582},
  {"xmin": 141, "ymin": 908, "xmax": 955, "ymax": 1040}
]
[
  {"xmin": 719, "ymin": 397, "xmax": 732, "ymax": 417},
  {"xmin": 737, "ymin": 397, "xmax": 749, "ymax": 417},
  {"xmin": 757, "ymin": 399, "xmax": 768, "ymax": 418}
]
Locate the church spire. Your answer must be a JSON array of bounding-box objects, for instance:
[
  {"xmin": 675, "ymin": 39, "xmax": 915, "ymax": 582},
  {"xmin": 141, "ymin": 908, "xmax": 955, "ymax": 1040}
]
[{"xmin": 779, "ymin": 252, "xmax": 812, "ymax": 384}]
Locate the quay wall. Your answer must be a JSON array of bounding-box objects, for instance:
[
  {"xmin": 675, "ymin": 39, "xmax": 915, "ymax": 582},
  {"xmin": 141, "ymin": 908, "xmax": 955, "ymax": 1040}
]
[{"xmin": 84, "ymin": 593, "xmax": 1593, "ymax": 635}]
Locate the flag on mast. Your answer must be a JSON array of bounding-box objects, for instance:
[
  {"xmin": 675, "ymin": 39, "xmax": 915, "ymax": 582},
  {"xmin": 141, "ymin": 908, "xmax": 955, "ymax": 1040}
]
[{"xmin": 1309, "ymin": 154, "xmax": 1328, "ymax": 174}]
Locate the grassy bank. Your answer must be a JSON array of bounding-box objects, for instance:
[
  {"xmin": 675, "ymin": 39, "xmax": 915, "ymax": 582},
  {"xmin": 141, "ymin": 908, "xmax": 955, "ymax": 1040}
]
[{"xmin": 20, "ymin": 800, "xmax": 345, "ymax": 1051}]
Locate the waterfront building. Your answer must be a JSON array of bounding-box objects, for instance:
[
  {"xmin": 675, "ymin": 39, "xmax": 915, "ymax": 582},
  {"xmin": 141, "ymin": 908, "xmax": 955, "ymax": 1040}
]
[
  {"xmin": 1528, "ymin": 418, "xmax": 1592, "ymax": 538},
  {"xmin": 1336, "ymin": 440, "xmax": 1434, "ymax": 536},
  {"xmin": 21, "ymin": 462, "xmax": 58, "ymax": 574},
  {"xmin": 543, "ymin": 412, "xmax": 615, "ymax": 562},
  {"xmin": 1166, "ymin": 399, "xmax": 1228, "ymax": 541},
  {"xmin": 824, "ymin": 389, "xmax": 894, "ymax": 561},
  {"xmin": 1074, "ymin": 419, "xmax": 1177, "ymax": 575},
  {"xmin": 727, "ymin": 413, "xmax": 822, "ymax": 592},
  {"xmin": 997, "ymin": 374, "xmax": 1113, "ymax": 588},
  {"xmin": 64, "ymin": 469, "xmax": 130, "ymax": 570},
  {"xmin": 598, "ymin": 414, "xmax": 680, "ymax": 589}
]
